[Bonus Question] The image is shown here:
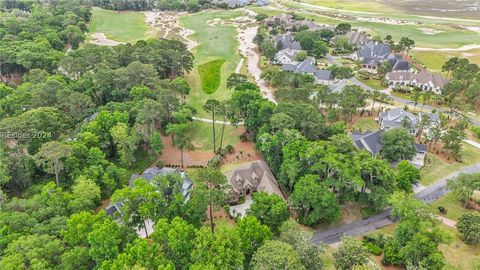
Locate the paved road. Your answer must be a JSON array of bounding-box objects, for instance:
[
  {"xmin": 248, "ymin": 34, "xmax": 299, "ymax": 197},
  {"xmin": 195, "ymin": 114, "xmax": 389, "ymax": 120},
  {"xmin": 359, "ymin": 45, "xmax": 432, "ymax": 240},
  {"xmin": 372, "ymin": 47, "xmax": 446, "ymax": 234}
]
[
  {"xmin": 325, "ymin": 55, "xmax": 480, "ymax": 126},
  {"xmin": 310, "ymin": 163, "xmax": 480, "ymax": 245}
]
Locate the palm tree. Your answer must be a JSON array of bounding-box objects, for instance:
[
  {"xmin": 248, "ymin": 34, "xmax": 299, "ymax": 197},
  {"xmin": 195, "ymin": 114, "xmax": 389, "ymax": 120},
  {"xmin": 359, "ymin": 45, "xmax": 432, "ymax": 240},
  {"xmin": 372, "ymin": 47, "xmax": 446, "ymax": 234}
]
[
  {"xmin": 420, "ymin": 91, "xmax": 432, "ymax": 113},
  {"xmin": 411, "ymin": 88, "xmax": 422, "ymax": 113},
  {"xmin": 203, "ymin": 99, "xmax": 220, "ymax": 153},
  {"xmin": 166, "ymin": 123, "xmax": 193, "ymax": 168},
  {"xmin": 369, "ymin": 90, "xmax": 380, "ymax": 116}
]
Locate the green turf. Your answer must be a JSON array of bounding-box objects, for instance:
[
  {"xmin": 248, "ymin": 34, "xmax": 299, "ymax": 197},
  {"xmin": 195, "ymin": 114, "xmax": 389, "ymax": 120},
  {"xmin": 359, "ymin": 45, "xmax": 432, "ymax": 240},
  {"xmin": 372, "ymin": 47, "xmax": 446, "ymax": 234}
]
[
  {"xmin": 198, "ymin": 59, "xmax": 226, "ymax": 94},
  {"xmin": 88, "ymin": 7, "xmax": 153, "ymax": 43},
  {"xmin": 180, "ymin": 11, "xmax": 242, "ymax": 117},
  {"xmin": 352, "ymin": 118, "xmax": 380, "ymax": 132},
  {"xmin": 190, "ymin": 121, "xmax": 240, "ymax": 151},
  {"xmin": 428, "ymin": 192, "xmax": 480, "ymax": 221},
  {"xmin": 355, "ymin": 76, "xmax": 385, "ymax": 90},
  {"xmin": 412, "ymin": 50, "xmax": 480, "ymax": 73},
  {"xmin": 421, "ymin": 143, "xmax": 480, "ymax": 185}
]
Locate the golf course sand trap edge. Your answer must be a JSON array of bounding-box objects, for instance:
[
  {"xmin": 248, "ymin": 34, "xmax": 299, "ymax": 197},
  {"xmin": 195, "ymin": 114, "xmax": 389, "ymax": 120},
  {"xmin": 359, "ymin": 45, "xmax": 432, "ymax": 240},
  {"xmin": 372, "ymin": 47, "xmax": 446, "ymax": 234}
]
[{"xmin": 89, "ymin": 32, "xmax": 125, "ymax": 46}]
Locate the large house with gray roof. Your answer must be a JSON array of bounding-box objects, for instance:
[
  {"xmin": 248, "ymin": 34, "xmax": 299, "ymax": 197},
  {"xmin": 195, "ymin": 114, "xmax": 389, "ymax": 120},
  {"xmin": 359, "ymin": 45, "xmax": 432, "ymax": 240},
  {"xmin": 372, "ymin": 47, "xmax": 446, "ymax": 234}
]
[
  {"xmin": 351, "ymin": 129, "xmax": 427, "ymax": 168},
  {"xmin": 106, "ymin": 166, "xmax": 193, "ymax": 219},
  {"xmin": 386, "ymin": 70, "xmax": 448, "ymax": 94},
  {"xmin": 225, "ymin": 160, "xmax": 285, "ymax": 206},
  {"xmin": 274, "ymin": 33, "xmax": 302, "ymax": 51},
  {"xmin": 379, "ymin": 108, "xmax": 419, "ymax": 135},
  {"xmin": 350, "ymin": 41, "xmax": 408, "ymax": 73},
  {"xmin": 282, "ymin": 57, "xmax": 334, "ymax": 85},
  {"xmin": 274, "ymin": 48, "xmax": 299, "ymax": 65}
]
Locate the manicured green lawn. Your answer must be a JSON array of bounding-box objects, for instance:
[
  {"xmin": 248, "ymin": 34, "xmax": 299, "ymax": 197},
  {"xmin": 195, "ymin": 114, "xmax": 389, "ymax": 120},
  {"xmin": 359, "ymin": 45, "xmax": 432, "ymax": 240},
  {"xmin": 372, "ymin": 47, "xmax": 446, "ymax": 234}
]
[
  {"xmin": 88, "ymin": 7, "xmax": 153, "ymax": 43},
  {"xmin": 180, "ymin": 11, "xmax": 242, "ymax": 117},
  {"xmin": 440, "ymin": 225, "xmax": 480, "ymax": 270},
  {"xmin": 428, "ymin": 192, "xmax": 480, "ymax": 221},
  {"xmin": 355, "ymin": 76, "xmax": 384, "ymax": 90},
  {"xmin": 352, "ymin": 118, "xmax": 380, "ymax": 132},
  {"xmin": 412, "ymin": 50, "xmax": 480, "ymax": 73},
  {"xmin": 420, "ymin": 143, "xmax": 480, "ymax": 185},
  {"xmin": 189, "ymin": 121, "xmax": 240, "ymax": 151},
  {"xmin": 198, "ymin": 59, "xmax": 226, "ymax": 94}
]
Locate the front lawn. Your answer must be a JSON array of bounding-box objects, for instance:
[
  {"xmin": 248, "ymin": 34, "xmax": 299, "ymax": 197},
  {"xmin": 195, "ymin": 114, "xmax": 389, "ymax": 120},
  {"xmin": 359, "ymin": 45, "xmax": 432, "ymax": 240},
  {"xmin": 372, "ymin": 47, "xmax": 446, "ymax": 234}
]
[
  {"xmin": 198, "ymin": 59, "xmax": 225, "ymax": 94},
  {"xmin": 420, "ymin": 143, "xmax": 480, "ymax": 185},
  {"xmin": 428, "ymin": 192, "xmax": 480, "ymax": 221},
  {"xmin": 355, "ymin": 76, "xmax": 385, "ymax": 90},
  {"xmin": 352, "ymin": 118, "xmax": 380, "ymax": 132}
]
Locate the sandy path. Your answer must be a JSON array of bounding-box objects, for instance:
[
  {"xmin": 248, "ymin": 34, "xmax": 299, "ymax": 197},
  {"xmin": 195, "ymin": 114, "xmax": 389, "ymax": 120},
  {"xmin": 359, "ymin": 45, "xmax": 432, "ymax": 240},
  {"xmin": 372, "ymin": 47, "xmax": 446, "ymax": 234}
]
[
  {"xmin": 89, "ymin": 32, "xmax": 125, "ymax": 46},
  {"xmin": 237, "ymin": 23, "xmax": 276, "ymax": 103}
]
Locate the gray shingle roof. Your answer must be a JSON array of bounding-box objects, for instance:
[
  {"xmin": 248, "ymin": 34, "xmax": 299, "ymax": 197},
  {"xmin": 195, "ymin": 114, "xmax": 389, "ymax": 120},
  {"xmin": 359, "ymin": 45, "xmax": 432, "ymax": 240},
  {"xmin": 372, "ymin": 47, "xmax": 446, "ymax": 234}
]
[
  {"xmin": 275, "ymin": 34, "xmax": 302, "ymax": 50},
  {"xmin": 315, "ymin": 70, "xmax": 332, "ymax": 80},
  {"xmin": 351, "ymin": 130, "xmax": 383, "ymax": 155},
  {"xmin": 392, "ymin": 60, "xmax": 410, "ymax": 71}
]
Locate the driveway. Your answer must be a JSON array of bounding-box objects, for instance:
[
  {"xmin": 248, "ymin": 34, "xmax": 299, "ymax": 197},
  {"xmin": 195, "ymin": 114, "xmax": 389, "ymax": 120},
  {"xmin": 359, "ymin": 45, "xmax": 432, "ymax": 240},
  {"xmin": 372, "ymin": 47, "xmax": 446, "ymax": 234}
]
[{"xmin": 310, "ymin": 163, "xmax": 480, "ymax": 245}]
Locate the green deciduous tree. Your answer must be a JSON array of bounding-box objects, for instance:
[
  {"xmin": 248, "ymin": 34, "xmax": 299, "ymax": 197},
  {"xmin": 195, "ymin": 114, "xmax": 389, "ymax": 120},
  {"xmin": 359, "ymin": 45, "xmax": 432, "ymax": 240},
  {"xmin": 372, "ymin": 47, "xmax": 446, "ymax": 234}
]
[
  {"xmin": 251, "ymin": 240, "xmax": 305, "ymax": 270},
  {"xmin": 334, "ymin": 237, "xmax": 370, "ymax": 270},
  {"xmin": 152, "ymin": 217, "xmax": 196, "ymax": 269},
  {"xmin": 236, "ymin": 216, "xmax": 273, "ymax": 267},
  {"xmin": 395, "ymin": 160, "xmax": 421, "ymax": 193},
  {"xmin": 191, "ymin": 226, "xmax": 244, "ymax": 269},
  {"xmin": 247, "ymin": 192, "xmax": 290, "ymax": 234},
  {"xmin": 380, "ymin": 128, "xmax": 415, "ymax": 162},
  {"xmin": 290, "ymin": 174, "xmax": 340, "ymax": 225},
  {"xmin": 67, "ymin": 176, "xmax": 101, "ymax": 213},
  {"xmin": 34, "ymin": 141, "xmax": 72, "ymax": 186},
  {"xmin": 448, "ymin": 173, "xmax": 480, "ymax": 208},
  {"xmin": 279, "ymin": 220, "xmax": 325, "ymax": 270}
]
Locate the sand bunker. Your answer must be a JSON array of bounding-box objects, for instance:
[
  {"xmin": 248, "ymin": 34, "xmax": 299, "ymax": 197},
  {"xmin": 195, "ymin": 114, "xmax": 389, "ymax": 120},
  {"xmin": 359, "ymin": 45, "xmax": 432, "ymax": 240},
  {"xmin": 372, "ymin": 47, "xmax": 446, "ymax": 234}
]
[
  {"xmin": 143, "ymin": 11, "xmax": 198, "ymax": 50},
  {"xmin": 89, "ymin": 32, "xmax": 125, "ymax": 46},
  {"xmin": 419, "ymin": 28, "xmax": 444, "ymax": 35}
]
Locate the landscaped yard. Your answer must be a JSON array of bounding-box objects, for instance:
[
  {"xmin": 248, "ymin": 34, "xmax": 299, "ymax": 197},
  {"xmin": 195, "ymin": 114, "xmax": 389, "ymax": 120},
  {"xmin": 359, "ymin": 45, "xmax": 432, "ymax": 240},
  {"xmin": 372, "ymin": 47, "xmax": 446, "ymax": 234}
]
[
  {"xmin": 420, "ymin": 143, "xmax": 480, "ymax": 185},
  {"xmin": 189, "ymin": 121, "xmax": 240, "ymax": 151},
  {"xmin": 428, "ymin": 192, "xmax": 480, "ymax": 221},
  {"xmin": 181, "ymin": 10, "xmax": 242, "ymax": 117},
  {"xmin": 363, "ymin": 223, "xmax": 480, "ymax": 269},
  {"xmin": 352, "ymin": 118, "xmax": 380, "ymax": 132},
  {"xmin": 198, "ymin": 59, "xmax": 226, "ymax": 94},
  {"xmin": 355, "ymin": 76, "xmax": 385, "ymax": 90},
  {"xmin": 88, "ymin": 7, "xmax": 154, "ymax": 43}
]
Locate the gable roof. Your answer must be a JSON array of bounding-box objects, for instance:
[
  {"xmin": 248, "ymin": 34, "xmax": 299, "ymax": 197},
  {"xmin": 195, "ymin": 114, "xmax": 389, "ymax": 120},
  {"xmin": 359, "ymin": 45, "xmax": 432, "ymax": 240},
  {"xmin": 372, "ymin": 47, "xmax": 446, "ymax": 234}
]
[
  {"xmin": 414, "ymin": 71, "xmax": 448, "ymax": 88},
  {"xmin": 282, "ymin": 57, "xmax": 317, "ymax": 74},
  {"xmin": 386, "ymin": 71, "xmax": 415, "ymax": 81},
  {"xmin": 379, "ymin": 108, "xmax": 418, "ymax": 128},
  {"xmin": 351, "ymin": 130, "xmax": 383, "ymax": 155},
  {"xmin": 315, "ymin": 69, "xmax": 332, "ymax": 81},
  {"xmin": 225, "ymin": 160, "xmax": 284, "ymax": 199},
  {"xmin": 392, "ymin": 59, "xmax": 410, "ymax": 71},
  {"xmin": 329, "ymin": 80, "xmax": 347, "ymax": 93},
  {"xmin": 129, "ymin": 166, "xmax": 193, "ymax": 200},
  {"xmin": 275, "ymin": 48, "xmax": 298, "ymax": 62},
  {"xmin": 345, "ymin": 31, "xmax": 369, "ymax": 46},
  {"xmin": 274, "ymin": 33, "xmax": 302, "ymax": 50}
]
